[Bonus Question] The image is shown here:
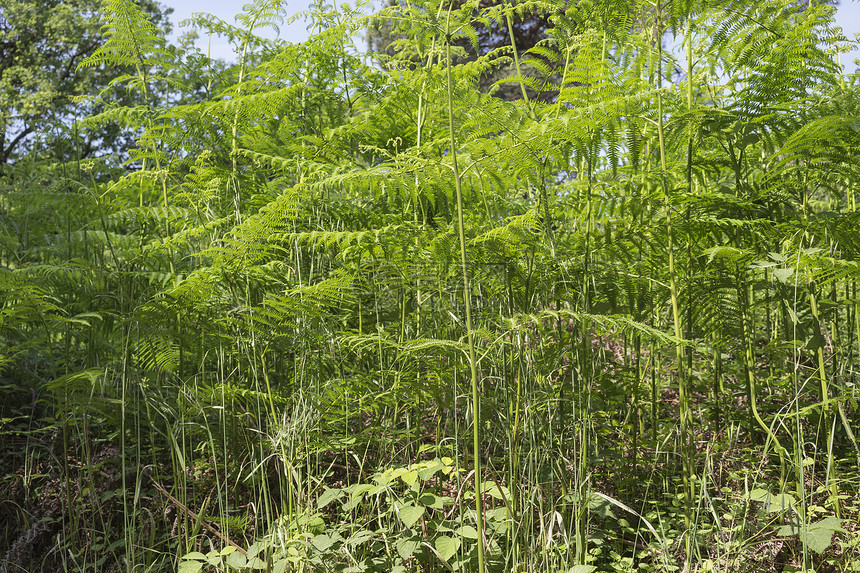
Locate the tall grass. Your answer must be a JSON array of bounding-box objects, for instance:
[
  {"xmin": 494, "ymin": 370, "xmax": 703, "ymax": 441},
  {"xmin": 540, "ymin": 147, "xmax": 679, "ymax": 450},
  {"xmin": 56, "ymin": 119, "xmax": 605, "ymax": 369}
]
[{"xmin": 1, "ymin": 0, "xmax": 859, "ymax": 572}]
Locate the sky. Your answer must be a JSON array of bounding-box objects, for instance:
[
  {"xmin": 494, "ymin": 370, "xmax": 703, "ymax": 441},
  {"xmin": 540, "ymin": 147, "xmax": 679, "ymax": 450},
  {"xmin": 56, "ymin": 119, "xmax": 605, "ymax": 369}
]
[
  {"xmin": 837, "ymin": 1, "xmax": 860, "ymax": 70},
  {"xmin": 162, "ymin": 0, "xmax": 316, "ymax": 59},
  {"xmin": 158, "ymin": 0, "xmax": 860, "ymax": 70}
]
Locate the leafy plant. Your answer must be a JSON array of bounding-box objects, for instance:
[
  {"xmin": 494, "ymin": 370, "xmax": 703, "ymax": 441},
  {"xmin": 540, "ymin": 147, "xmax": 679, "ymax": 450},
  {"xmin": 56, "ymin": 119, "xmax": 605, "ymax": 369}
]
[{"xmin": 2, "ymin": 0, "xmax": 860, "ymax": 572}]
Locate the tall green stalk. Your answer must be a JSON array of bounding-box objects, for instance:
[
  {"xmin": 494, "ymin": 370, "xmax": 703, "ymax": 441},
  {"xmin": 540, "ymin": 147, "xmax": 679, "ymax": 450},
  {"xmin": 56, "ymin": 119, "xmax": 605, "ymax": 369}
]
[
  {"xmin": 654, "ymin": 5, "xmax": 692, "ymax": 564},
  {"xmin": 738, "ymin": 276, "xmax": 786, "ymax": 461},
  {"xmin": 801, "ymin": 180, "xmax": 840, "ymax": 517},
  {"xmin": 505, "ymin": 6, "xmax": 533, "ymax": 119},
  {"xmin": 444, "ymin": 8, "xmax": 485, "ymax": 573}
]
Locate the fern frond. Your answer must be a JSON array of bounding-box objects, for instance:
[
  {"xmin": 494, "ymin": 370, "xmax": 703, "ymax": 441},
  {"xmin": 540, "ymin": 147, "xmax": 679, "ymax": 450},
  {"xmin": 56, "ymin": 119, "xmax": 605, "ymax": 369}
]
[{"xmin": 78, "ymin": 0, "xmax": 166, "ymax": 71}]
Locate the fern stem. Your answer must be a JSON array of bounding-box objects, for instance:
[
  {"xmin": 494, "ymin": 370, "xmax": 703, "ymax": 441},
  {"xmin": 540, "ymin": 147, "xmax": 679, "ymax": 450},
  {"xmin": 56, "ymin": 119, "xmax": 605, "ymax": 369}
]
[
  {"xmin": 801, "ymin": 178, "xmax": 840, "ymax": 518},
  {"xmin": 504, "ymin": 7, "xmax": 533, "ymax": 118},
  {"xmin": 445, "ymin": 8, "xmax": 485, "ymax": 572},
  {"xmin": 654, "ymin": 7, "xmax": 693, "ymax": 565},
  {"xmin": 739, "ymin": 278, "xmax": 787, "ymax": 460}
]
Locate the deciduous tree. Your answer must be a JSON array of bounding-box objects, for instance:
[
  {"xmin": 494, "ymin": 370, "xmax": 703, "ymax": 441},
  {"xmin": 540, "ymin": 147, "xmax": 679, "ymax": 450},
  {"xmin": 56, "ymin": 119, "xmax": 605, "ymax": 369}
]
[{"xmin": 0, "ymin": 0, "xmax": 171, "ymax": 167}]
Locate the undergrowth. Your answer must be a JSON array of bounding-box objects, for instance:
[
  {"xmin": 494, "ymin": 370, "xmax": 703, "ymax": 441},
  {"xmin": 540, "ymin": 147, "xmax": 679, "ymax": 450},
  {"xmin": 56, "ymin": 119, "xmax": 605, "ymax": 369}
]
[{"xmin": 1, "ymin": 0, "xmax": 859, "ymax": 572}]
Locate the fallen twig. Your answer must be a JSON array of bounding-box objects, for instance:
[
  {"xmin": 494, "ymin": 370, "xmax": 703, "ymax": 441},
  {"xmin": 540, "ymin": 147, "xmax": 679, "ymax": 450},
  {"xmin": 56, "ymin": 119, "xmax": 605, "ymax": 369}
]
[{"xmin": 152, "ymin": 481, "xmax": 248, "ymax": 557}]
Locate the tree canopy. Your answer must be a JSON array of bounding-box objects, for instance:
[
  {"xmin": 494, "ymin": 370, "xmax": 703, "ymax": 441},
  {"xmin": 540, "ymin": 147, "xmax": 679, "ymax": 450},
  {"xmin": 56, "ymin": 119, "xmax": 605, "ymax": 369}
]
[{"xmin": 0, "ymin": 0, "xmax": 171, "ymax": 166}]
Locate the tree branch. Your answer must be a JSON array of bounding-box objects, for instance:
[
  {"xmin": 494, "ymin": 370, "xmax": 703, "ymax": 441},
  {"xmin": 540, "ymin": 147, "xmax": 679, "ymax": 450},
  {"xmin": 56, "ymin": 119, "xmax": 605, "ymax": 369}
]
[
  {"xmin": 2, "ymin": 125, "xmax": 35, "ymax": 164},
  {"xmin": 152, "ymin": 481, "xmax": 249, "ymax": 557}
]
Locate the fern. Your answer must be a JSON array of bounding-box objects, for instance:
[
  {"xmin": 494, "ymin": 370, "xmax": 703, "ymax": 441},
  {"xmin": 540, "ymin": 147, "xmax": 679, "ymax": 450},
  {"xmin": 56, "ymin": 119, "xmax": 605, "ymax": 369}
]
[
  {"xmin": 78, "ymin": 0, "xmax": 166, "ymax": 72},
  {"xmin": 5, "ymin": 1, "xmax": 860, "ymax": 571}
]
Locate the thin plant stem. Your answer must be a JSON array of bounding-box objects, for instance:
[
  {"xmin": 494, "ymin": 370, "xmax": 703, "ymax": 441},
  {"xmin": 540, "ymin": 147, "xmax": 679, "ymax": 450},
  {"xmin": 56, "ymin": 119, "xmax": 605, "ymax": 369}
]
[{"xmin": 444, "ymin": 7, "xmax": 485, "ymax": 573}]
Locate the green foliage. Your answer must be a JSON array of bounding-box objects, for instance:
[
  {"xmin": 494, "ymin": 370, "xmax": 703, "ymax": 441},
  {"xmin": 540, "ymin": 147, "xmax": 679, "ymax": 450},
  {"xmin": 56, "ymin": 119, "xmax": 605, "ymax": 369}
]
[
  {"xmin": 2, "ymin": 0, "xmax": 860, "ymax": 572},
  {"xmin": 180, "ymin": 457, "xmax": 503, "ymax": 572},
  {"xmin": 0, "ymin": 0, "xmax": 172, "ymax": 165}
]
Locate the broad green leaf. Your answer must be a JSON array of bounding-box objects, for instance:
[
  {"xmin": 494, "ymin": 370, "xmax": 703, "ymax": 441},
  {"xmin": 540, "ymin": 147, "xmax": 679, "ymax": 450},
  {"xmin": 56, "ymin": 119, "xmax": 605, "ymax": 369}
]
[
  {"xmin": 806, "ymin": 331, "xmax": 826, "ymax": 352},
  {"xmin": 306, "ymin": 515, "xmax": 326, "ymax": 534},
  {"xmin": 347, "ymin": 529, "xmax": 374, "ymax": 546},
  {"xmin": 343, "ymin": 494, "xmax": 364, "ymax": 512},
  {"xmin": 785, "ymin": 305, "xmax": 800, "ymax": 325},
  {"xmin": 778, "ymin": 517, "xmax": 845, "ymax": 554},
  {"xmin": 481, "ymin": 481, "xmax": 511, "ymax": 502},
  {"xmin": 397, "ymin": 504, "xmax": 425, "ymax": 528},
  {"xmin": 343, "ymin": 484, "xmax": 372, "ymax": 511},
  {"xmin": 587, "ymin": 496, "xmax": 616, "ymax": 519},
  {"xmin": 226, "ymin": 551, "xmax": 246, "ymax": 568},
  {"xmin": 566, "ymin": 566, "xmax": 596, "ymax": 573},
  {"xmin": 455, "ymin": 525, "xmax": 479, "ymax": 539},
  {"xmin": 366, "ymin": 484, "xmax": 386, "ymax": 496},
  {"xmin": 311, "ymin": 534, "xmax": 335, "ymax": 551},
  {"xmin": 769, "ymin": 493, "xmax": 797, "ymax": 513},
  {"xmin": 245, "ymin": 556, "xmax": 267, "ymax": 569},
  {"xmin": 418, "ymin": 492, "xmax": 445, "ymax": 509},
  {"xmin": 773, "ymin": 268, "xmax": 797, "ymax": 284},
  {"xmin": 417, "ymin": 460, "xmax": 445, "ymax": 480},
  {"xmin": 749, "ymin": 489, "xmax": 796, "ymax": 513},
  {"xmin": 400, "ymin": 470, "xmax": 419, "ymax": 487},
  {"xmin": 804, "ymin": 528, "xmax": 835, "ymax": 555},
  {"xmin": 431, "ymin": 518, "xmax": 453, "ymax": 533},
  {"xmin": 486, "ymin": 507, "xmax": 509, "ymax": 523},
  {"xmin": 206, "ymin": 551, "xmax": 222, "ymax": 566},
  {"xmin": 396, "ymin": 537, "xmax": 420, "ymax": 560},
  {"xmin": 317, "ymin": 487, "xmax": 342, "ymax": 508},
  {"xmin": 814, "ymin": 516, "xmax": 844, "ymax": 532},
  {"xmin": 388, "ymin": 467, "xmax": 408, "ymax": 481},
  {"xmin": 245, "ymin": 542, "xmax": 267, "ymax": 559},
  {"xmin": 178, "ymin": 562, "xmax": 203, "ymax": 573},
  {"xmin": 345, "ymin": 483, "xmax": 374, "ymax": 499},
  {"xmin": 181, "ymin": 552, "xmax": 207, "ymax": 560},
  {"xmin": 435, "ymin": 535, "xmax": 461, "ymax": 561}
]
